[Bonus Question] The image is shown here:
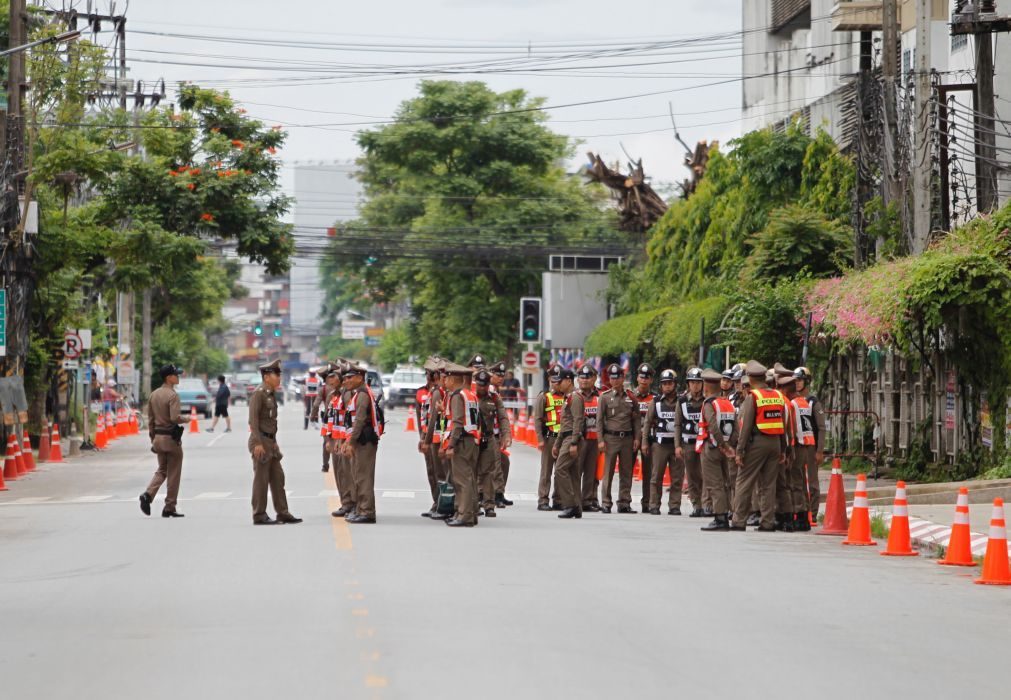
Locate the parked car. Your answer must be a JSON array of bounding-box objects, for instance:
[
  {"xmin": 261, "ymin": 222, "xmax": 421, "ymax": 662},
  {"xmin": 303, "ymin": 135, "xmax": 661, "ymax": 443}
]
[
  {"xmin": 176, "ymin": 377, "xmax": 213, "ymax": 419},
  {"xmin": 366, "ymin": 369, "xmax": 385, "ymax": 412},
  {"xmin": 237, "ymin": 371, "xmax": 284, "ymax": 405},
  {"xmin": 208, "ymin": 374, "xmax": 247, "ymax": 405},
  {"xmin": 386, "ymin": 366, "xmax": 425, "ymax": 409},
  {"xmin": 381, "ymin": 375, "xmax": 391, "ymax": 403}
]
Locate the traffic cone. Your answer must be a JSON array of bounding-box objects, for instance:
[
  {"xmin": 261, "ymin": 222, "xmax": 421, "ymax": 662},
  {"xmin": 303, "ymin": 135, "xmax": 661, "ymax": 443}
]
[
  {"xmin": 3, "ymin": 436, "xmax": 19, "ymax": 481},
  {"xmin": 188, "ymin": 406, "xmax": 200, "ymax": 433},
  {"xmin": 975, "ymin": 499, "xmax": 1011, "ymax": 585},
  {"xmin": 525, "ymin": 415, "xmax": 538, "ymax": 447},
  {"xmin": 21, "ymin": 435, "xmax": 35, "ymax": 472},
  {"xmin": 939, "ymin": 487, "xmax": 976, "ymax": 567},
  {"xmin": 842, "ymin": 473, "xmax": 876, "ymax": 546},
  {"xmin": 95, "ymin": 413, "xmax": 107, "ymax": 449},
  {"xmin": 507, "ymin": 410, "xmax": 516, "ymax": 440},
  {"xmin": 49, "ymin": 423, "xmax": 64, "ymax": 463},
  {"xmin": 38, "ymin": 420, "xmax": 51, "ymax": 463},
  {"xmin": 817, "ymin": 458, "xmax": 849, "ymax": 536},
  {"xmin": 634, "ymin": 456, "xmax": 643, "ymax": 482},
  {"xmin": 0, "ymin": 448, "xmax": 7, "ymax": 490},
  {"xmin": 405, "ymin": 412, "xmax": 416, "ymax": 432},
  {"xmin": 662, "ymin": 461, "xmax": 671, "ymax": 487},
  {"xmin": 106, "ymin": 411, "xmax": 117, "ymax": 442},
  {"xmin": 881, "ymin": 481, "xmax": 918, "ymax": 557},
  {"xmin": 596, "ymin": 451, "xmax": 605, "ymax": 480},
  {"xmin": 11, "ymin": 434, "xmax": 27, "ymax": 477},
  {"xmin": 129, "ymin": 410, "xmax": 138, "ymax": 435},
  {"xmin": 516, "ymin": 412, "xmax": 527, "ymax": 444}
]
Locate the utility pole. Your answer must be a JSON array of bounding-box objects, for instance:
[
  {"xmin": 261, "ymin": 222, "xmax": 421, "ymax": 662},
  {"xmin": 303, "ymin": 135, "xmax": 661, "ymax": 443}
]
[
  {"xmin": 911, "ymin": 0, "xmax": 933, "ymax": 251},
  {"xmin": 141, "ymin": 288, "xmax": 152, "ymax": 400},
  {"xmin": 881, "ymin": 0, "xmax": 901, "ymax": 224}
]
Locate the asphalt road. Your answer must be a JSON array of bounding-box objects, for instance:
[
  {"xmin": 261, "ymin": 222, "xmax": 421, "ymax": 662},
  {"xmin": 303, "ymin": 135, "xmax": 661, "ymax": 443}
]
[{"xmin": 1, "ymin": 401, "xmax": 1009, "ymax": 700}]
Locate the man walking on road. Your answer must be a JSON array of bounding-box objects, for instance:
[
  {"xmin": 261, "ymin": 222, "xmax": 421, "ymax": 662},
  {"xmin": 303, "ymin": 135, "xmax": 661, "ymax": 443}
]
[
  {"xmin": 249, "ymin": 359, "xmax": 303, "ymax": 526},
  {"xmin": 140, "ymin": 364, "xmax": 188, "ymax": 518},
  {"xmin": 207, "ymin": 374, "xmax": 232, "ymax": 433}
]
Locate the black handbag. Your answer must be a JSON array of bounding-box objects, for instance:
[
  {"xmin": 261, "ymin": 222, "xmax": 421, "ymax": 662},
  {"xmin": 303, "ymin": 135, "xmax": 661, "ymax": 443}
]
[{"xmin": 436, "ymin": 480, "xmax": 455, "ymax": 515}]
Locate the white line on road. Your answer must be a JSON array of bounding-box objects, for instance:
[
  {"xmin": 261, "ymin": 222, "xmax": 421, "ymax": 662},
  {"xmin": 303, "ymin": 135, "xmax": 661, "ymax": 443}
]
[
  {"xmin": 318, "ymin": 489, "xmax": 339, "ymax": 497},
  {"xmin": 70, "ymin": 495, "xmax": 114, "ymax": 503},
  {"xmin": 206, "ymin": 432, "xmax": 228, "ymax": 447},
  {"xmin": 7, "ymin": 496, "xmax": 53, "ymax": 504},
  {"xmin": 381, "ymin": 491, "xmax": 416, "ymax": 499},
  {"xmin": 194, "ymin": 492, "xmax": 233, "ymax": 499}
]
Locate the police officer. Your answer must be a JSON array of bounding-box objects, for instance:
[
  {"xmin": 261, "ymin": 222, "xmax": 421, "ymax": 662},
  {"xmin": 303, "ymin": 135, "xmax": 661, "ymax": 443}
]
[
  {"xmin": 575, "ymin": 364, "xmax": 601, "ymax": 512},
  {"xmin": 249, "ymin": 359, "xmax": 303, "ymax": 526},
  {"xmin": 676, "ymin": 367, "xmax": 706, "ymax": 517},
  {"xmin": 598, "ymin": 363, "xmax": 642, "ymax": 513},
  {"xmin": 442, "ymin": 363, "xmax": 481, "ymax": 527},
  {"xmin": 643, "ymin": 369, "xmax": 682, "ymax": 515},
  {"xmin": 417, "ymin": 358, "xmax": 443, "ymax": 517},
  {"xmin": 793, "ymin": 366, "xmax": 825, "ymax": 522},
  {"xmin": 342, "ymin": 362, "xmax": 381, "ymax": 524},
  {"xmin": 331, "ymin": 362, "xmax": 358, "ymax": 519},
  {"xmin": 312, "ymin": 364, "xmax": 340, "ymax": 472},
  {"xmin": 139, "ymin": 363, "xmax": 188, "ymax": 518},
  {"xmin": 550, "ymin": 368, "xmax": 582, "ymax": 519},
  {"xmin": 720, "ymin": 368, "xmax": 735, "ymax": 399},
  {"xmin": 488, "ymin": 360, "xmax": 514, "ymax": 507},
  {"xmin": 775, "ymin": 369, "xmax": 806, "ymax": 531},
  {"xmin": 475, "ymin": 369, "xmax": 510, "ymax": 518},
  {"xmin": 633, "ymin": 363, "xmax": 657, "ymax": 511},
  {"xmin": 303, "ymin": 366, "xmax": 321, "ymax": 430},
  {"xmin": 699, "ymin": 369, "xmax": 738, "ymax": 531},
  {"xmin": 533, "ymin": 366, "xmax": 565, "ymax": 511},
  {"xmin": 731, "ymin": 360, "xmax": 787, "ymax": 531}
]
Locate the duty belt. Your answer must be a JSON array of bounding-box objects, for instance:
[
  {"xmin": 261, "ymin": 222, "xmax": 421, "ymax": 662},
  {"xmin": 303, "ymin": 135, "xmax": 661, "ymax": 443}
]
[
  {"xmin": 559, "ymin": 430, "xmax": 573, "ymax": 439},
  {"xmin": 604, "ymin": 429, "xmax": 634, "ymax": 438},
  {"xmin": 153, "ymin": 428, "xmax": 177, "ymax": 436},
  {"xmin": 260, "ymin": 431, "xmax": 276, "ymax": 440},
  {"xmin": 655, "ymin": 436, "xmax": 677, "ymax": 445}
]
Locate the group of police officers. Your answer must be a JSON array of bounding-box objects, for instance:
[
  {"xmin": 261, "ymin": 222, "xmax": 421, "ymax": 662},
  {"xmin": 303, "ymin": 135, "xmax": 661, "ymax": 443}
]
[{"xmin": 406, "ymin": 355, "xmax": 825, "ymax": 531}]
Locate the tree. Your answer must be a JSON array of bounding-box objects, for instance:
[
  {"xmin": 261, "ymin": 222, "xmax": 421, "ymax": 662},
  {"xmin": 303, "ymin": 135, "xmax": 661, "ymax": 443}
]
[
  {"xmin": 742, "ymin": 204, "xmax": 853, "ymax": 282},
  {"xmin": 322, "ymin": 80, "xmax": 621, "ymax": 362}
]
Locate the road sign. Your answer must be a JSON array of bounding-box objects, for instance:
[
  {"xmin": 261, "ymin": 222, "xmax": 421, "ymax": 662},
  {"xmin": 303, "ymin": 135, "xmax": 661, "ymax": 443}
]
[
  {"xmin": 342, "ymin": 320, "xmax": 374, "ymax": 340},
  {"xmin": 522, "ymin": 351, "xmax": 539, "ymax": 368},
  {"xmin": 79, "ymin": 329, "xmax": 93, "ymax": 350},
  {"xmin": 64, "ymin": 331, "xmax": 83, "ymax": 360},
  {"xmin": 118, "ymin": 359, "xmax": 136, "ymax": 384},
  {"xmin": 364, "ymin": 337, "xmax": 381, "ymax": 347},
  {"xmin": 62, "ymin": 359, "xmax": 80, "ymax": 370},
  {"xmin": 0, "ymin": 289, "xmax": 6, "ymax": 357}
]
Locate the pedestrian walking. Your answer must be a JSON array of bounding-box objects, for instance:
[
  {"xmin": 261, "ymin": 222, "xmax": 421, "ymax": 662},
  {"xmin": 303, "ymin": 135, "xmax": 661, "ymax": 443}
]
[
  {"xmin": 139, "ymin": 364, "xmax": 188, "ymax": 518},
  {"xmin": 207, "ymin": 374, "xmax": 232, "ymax": 433},
  {"xmin": 249, "ymin": 359, "xmax": 303, "ymax": 526}
]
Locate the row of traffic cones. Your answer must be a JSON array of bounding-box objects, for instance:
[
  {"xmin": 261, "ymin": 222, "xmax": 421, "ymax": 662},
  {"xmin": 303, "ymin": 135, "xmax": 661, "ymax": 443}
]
[
  {"xmin": 95, "ymin": 406, "xmax": 140, "ymax": 448},
  {"xmin": 0, "ymin": 424, "xmax": 55, "ymax": 491},
  {"xmin": 825, "ymin": 457, "xmax": 1011, "ymax": 585}
]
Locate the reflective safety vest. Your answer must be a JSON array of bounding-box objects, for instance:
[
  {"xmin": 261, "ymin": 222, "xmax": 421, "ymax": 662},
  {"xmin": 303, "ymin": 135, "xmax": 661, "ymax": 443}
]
[
  {"xmin": 445, "ymin": 388, "xmax": 481, "ymax": 444},
  {"xmin": 433, "ymin": 391, "xmax": 448, "ymax": 444},
  {"xmin": 582, "ymin": 392, "xmax": 599, "ymax": 440},
  {"xmin": 696, "ymin": 397, "xmax": 737, "ymax": 452},
  {"xmin": 305, "ymin": 374, "xmax": 320, "ymax": 398},
  {"xmin": 330, "ymin": 394, "xmax": 346, "ymax": 440},
  {"xmin": 792, "ymin": 396, "xmax": 815, "ymax": 446},
  {"xmin": 417, "ymin": 387, "xmax": 432, "ymax": 434},
  {"xmin": 544, "ymin": 392, "xmax": 565, "ymax": 434},
  {"xmin": 752, "ymin": 388, "xmax": 786, "ymax": 435},
  {"xmin": 654, "ymin": 397, "xmax": 677, "ymax": 440},
  {"xmin": 679, "ymin": 398, "xmax": 702, "ymax": 443},
  {"xmin": 346, "ymin": 386, "xmax": 382, "ymax": 439}
]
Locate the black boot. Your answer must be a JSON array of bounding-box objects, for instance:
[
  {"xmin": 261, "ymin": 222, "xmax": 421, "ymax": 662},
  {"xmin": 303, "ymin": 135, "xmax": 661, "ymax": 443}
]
[
  {"xmin": 701, "ymin": 514, "xmax": 730, "ymax": 531},
  {"xmin": 558, "ymin": 507, "xmax": 582, "ymax": 519},
  {"xmin": 795, "ymin": 512, "xmax": 811, "ymax": 532},
  {"xmin": 746, "ymin": 512, "xmax": 760, "ymax": 527}
]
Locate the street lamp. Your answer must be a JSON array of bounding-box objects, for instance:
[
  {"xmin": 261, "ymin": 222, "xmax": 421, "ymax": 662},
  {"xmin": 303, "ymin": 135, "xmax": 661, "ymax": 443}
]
[{"xmin": 0, "ymin": 29, "xmax": 82, "ymax": 58}]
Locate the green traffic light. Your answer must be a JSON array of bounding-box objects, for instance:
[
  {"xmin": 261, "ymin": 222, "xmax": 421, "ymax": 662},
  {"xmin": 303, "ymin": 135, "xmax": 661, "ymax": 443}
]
[{"xmin": 524, "ymin": 328, "xmax": 536, "ymax": 339}]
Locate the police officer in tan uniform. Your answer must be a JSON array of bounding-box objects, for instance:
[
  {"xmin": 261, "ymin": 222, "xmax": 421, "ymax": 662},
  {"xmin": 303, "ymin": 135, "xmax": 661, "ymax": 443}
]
[
  {"xmin": 248, "ymin": 359, "xmax": 302, "ymax": 525},
  {"xmin": 312, "ymin": 363, "xmax": 340, "ymax": 472},
  {"xmin": 533, "ymin": 366, "xmax": 564, "ymax": 510},
  {"xmin": 475, "ymin": 369, "xmax": 510, "ymax": 518},
  {"xmin": 331, "ymin": 362, "xmax": 358, "ymax": 519},
  {"xmin": 793, "ymin": 366, "xmax": 825, "ymax": 522},
  {"xmin": 643, "ymin": 369, "xmax": 682, "ymax": 515},
  {"xmin": 698, "ymin": 369, "xmax": 738, "ymax": 531},
  {"xmin": 574, "ymin": 364, "xmax": 602, "ymax": 512},
  {"xmin": 598, "ymin": 363, "xmax": 642, "ymax": 513},
  {"xmin": 551, "ymin": 368, "xmax": 582, "ymax": 519},
  {"xmin": 633, "ymin": 364, "xmax": 657, "ymax": 513},
  {"xmin": 342, "ymin": 363, "xmax": 381, "ymax": 524},
  {"xmin": 676, "ymin": 367, "xmax": 707, "ymax": 517},
  {"xmin": 731, "ymin": 360, "xmax": 787, "ymax": 531},
  {"xmin": 443, "ymin": 363, "xmax": 480, "ymax": 527},
  {"xmin": 488, "ymin": 360, "xmax": 514, "ymax": 507},
  {"xmin": 417, "ymin": 358, "xmax": 443, "ymax": 517},
  {"xmin": 139, "ymin": 364, "xmax": 188, "ymax": 518}
]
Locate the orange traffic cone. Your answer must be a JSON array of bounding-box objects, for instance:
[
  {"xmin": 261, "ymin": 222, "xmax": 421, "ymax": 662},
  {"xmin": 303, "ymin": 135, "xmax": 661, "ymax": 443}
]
[
  {"xmin": 516, "ymin": 412, "xmax": 527, "ymax": 444},
  {"xmin": 975, "ymin": 498, "xmax": 1011, "ymax": 585},
  {"xmin": 881, "ymin": 481, "xmax": 918, "ymax": 557},
  {"xmin": 507, "ymin": 410, "xmax": 516, "ymax": 439},
  {"xmin": 405, "ymin": 412, "xmax": 416, "ymax": 432},
  {"xmin": 662, "ymin": 461, "xmax": 671, "ymax": 487},
  {"xmin": 129, "ymin": 410, "xmax": 138, "ymax": 435},
  {"xmin": 11, "ymin": 434, "xmax": 27, "ymax": 477},
  {"xmin": 106, "ymin": 411, "xmax": 117, "ymax": 442},
  {"xmin": 634, "ymin": 457, "xmax": 643, "ymax": 482},
  {"xmin": 0, "ymin": 449, "xmax": 7, "ymax": 490},
  {"xmin": 188, "ymin": 406, "xmax": 200, "ymax": 433},
  {"xmin": 38, "ymin": 420, "xmax": 51, "ymax": 463},
  {"xmin": 95, "ymin": 413, "xmax": 107, "ymax": 449},
  {"xmin": 842, "ymin": 473, "xmax": 876, "ymax": 546},
  {"xmin": 21, "ymin": 435, "xmax": 36, "ymax": 472},
  {"xmin": 817, "ymin": 458, "xmax": 849, "ymax": 536},
  {"xmin": 939, "ymin": 487, "xmax": 976, "ymax": 567},
  {"xmin": 596, "ymin": 451, "xmax": 605, "ymax": 480},
  {"xmin": 525, "ymin": 415, "xmax": 538, "ymax": 447},
  {"xmin": 2, "ymin": 436, "xmax": 19, "ymax": 481},
  {"xmin": 49, "ymin": 423, "xmax": 64, "ymax": 463}
]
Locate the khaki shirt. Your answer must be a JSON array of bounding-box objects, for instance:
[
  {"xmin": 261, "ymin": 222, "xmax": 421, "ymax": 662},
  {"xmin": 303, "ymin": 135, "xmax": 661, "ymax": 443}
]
[
  {"xmin": 423, "ymin": 386, "xmax": 445, "ymax": 445},
  {"xmin": 561, "ymin": 390, "xmax": 585, "ymax": 445},
  {"xmin": 349, "ymin": 387, "xmax": 374, "ymax": 443},
  {"xmin": 477, "ymin": 391, "xmax": 509, "ymax": 442},
  {"xmin": 248, "ymin": 384, "xmax": 279, "ymax": 448},
  {"xmin": 598, "ymin": 387, "xmax": 641, "ymax": 436},
  {"xmin": 311, "ymin": 383, "xmax": 337, "ymax": 422},
  {"xmin": 148, "ymin": 384, "xmax": 185, "ymax": 439}
]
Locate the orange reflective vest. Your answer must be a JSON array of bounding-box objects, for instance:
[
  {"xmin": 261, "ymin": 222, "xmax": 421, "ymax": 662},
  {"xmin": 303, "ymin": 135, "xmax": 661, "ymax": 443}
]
[
  {"xmin": 417, "ymin": 387, "xmax": 432, "ymax": 434},
  {"xmin": 752, "ymin": 388, "xmax": 786, "ymax": 435},
  {"xmin": 305, "ymin": 373, "xmax": 320, "ymax": 398},
  {"xmin": 330, "ymin": 394, "xmax": 346, "ymax": 440},
  {"xmin": 346, "ymin": 386, "xmax": 382, "ymax": 439},
  {"xmin": 696, "ymin": 397, "xmax": 737, "ymax": 452},
  {"xmin": 445, "ymin": 388, "xmax": 481, "ymax": 445},
  {"xmin": 582, "ymin": 392, "xmax": 599, "ymax": 440},
  {"xmin": 792, "ymin": 396, "xmax": 816, "ymax": 446}
]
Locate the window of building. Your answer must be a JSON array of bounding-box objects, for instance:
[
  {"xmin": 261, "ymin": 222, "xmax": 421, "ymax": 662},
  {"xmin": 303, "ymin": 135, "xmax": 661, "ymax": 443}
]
[{"xmin": 951, "ymin": 34, "xmax": 968, "ymax": 51}]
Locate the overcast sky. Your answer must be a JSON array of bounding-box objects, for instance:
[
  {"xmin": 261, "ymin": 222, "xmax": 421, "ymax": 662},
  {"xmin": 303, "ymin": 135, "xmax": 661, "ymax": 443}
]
[{"xmin": 118, "ymin": 0, "xmax": 745, "ymax": 200}]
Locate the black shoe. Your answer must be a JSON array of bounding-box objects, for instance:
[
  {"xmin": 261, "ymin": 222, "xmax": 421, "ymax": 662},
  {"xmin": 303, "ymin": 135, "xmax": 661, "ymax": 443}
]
[
  {"xmin": 321, "ymin": 464, "xmax": 329, "ymax": 472},
  {"xmin": 537, "ymin": 504, "xmax": 553, "ymax": 511},
  {"xmin": 139, "ymin": 493, "xmax": 152, "ymax": 516},
  {"xmin": 795, "ymin": 513, "xmax": 811, "ymax": 532},
  {"xmin": 558, "ymin": 508, "xmax": 582, "ymax": 519},
  {"xmin": 648, "ymin": 507, "xmax": 661, "ymax": 515},
  {"xmin": 162, "ymin": 510, "xmax": 184, "ymax": 518},
  {"xmin": 551, "ymin": 503, "xmax": 564, "ymax": 511},
  {"xmin": 689, "ymin": 508, "xmax": 705, "ymax": 518},
  {"xmin": 755, "ymin": 525, "xmax": 777, "ymax": 532},
  {"xmin": 746, "ymin": 512, "xmax": 761, "ymax": 527},
  {"xmin": 617, "ymin": 506, "xmax": 637, "ymax": 514},
  {"xmin": 701, "ymin": 516, "xmax": 730, "ymax": 531},
  {"xmin": 277, "ymin": 514, "xmax": 303, "ymax": 524},
  {"xmin": 421, "ymin": 511, "xmax": 433, "ymax": 518},
  {"xmin": 729, "ymin": 525, "xmax": 747, "ymax": 531},
  {"xmin": 585, "ymin": 503, "xmax": 602, "ymax": 512},
  {"xmin": 496, "ymin": 493, "xmax": 514, "ymax": 507},
  {"xmin": 429, "ymin": 512, "xmax": 450, "ymax": 520},
  {"xmin": 348, "ymin": 514, "xmax": 376, "ymax": 524},
  {"xmin": 668, "ymin": 507, "xmax": 682, "ymax": 516},
  {"xmin": 332, "ymin": 507, "xmax": 350, "ymax": 517},
  {"xmin": 254, "ymin": 517, "xmax": 279, "ymax": 525},
  {"xmin": 446, "ymin": 518, "xmax": 474, "ymax": 527},
  {"xmin": 344, "ymin": 510, "xmax": 358, "ymax": 521},
  {"xmin": 484, "ymin": 509, "xmax": 497, "ymax": 518},
  {"xmin": 600, "ymin": 505, "xmax": 612, "ymax": 514}
]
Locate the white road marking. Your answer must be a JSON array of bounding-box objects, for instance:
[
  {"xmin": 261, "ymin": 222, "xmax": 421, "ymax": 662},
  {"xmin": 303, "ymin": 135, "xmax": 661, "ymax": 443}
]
[
  {"xmin": 381, "ymin": 491, "xmax": 416, "ymax": 499},
  {"xmin": 8, "ymin": 496, "xmax": 53, "ymax": 504},
  {"xmin": 516, "ymin": 493, "xmax": 537, "ymax": 501},
  {"xmin": 318, "ymin": 489, "xmax": 339, "ymax": 497},
  {"xmin": 71, "ymin": 495, "xmax": 114, "ymax": 503},
  {"xmin": 195, "ymin": 492, "xmax": 232, "ymax": 499},
  {"xmin": 206, "ymin": 432, "xmax": 228, "ymax": 447}
]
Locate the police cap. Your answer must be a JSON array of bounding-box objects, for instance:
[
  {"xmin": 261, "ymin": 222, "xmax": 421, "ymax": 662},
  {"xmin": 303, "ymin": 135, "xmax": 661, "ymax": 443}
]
[
  {"xmin": 547, "ymin": 366, "xmax": 562, "ymax": 383},
  {"xmin": 685, "ymin": 367, "xmax": 704, "ymax": 382},
  {"xmin": 258, "ymin": 359, "xmax": 282, "ymax": 375},
  {"xmin": 777, "ymin": 373, "xmax": 797, "ymax": 387},
  {"xmin": 474, "ymin": 369, "xmax": 492, "ymax": 386},
  {"xmin": 467, "ymin": 354, "xmax": 486, "ymax": 369},
  {"xmin": 490, "ymin": 360, "xmax": 507, "ymax": 376},
  {"xmin": 557, "ymin": 368, "xmax": 576, "ymax": 381},
  {"xmin": 159, "ymin": 363, "xmax": 181, "ymax": 379},
  {"xmin": 637, "ymin": 363, "xmax": 654, "ymax": 378},
  {"xmin": 577, "ymin": 364, "xmax": 597, "ymax": 379},
  {"xmin": 344, "ymin": 362, "xmax": 367, "ymax": 376},
  {"xmin": 745, "ymin": 360, "xmax": 767, "ymax": 377},
  {"xmin": 701, "ymin": 368, "xmax": 723, "ymax": 383},
  {"xmin": 606, "ymin": 362, "xmax": 623, "ymax": 378}
]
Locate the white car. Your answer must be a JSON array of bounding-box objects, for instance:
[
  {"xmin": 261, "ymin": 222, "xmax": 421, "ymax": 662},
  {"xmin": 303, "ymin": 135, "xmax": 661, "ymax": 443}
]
[{"xmin": 386, "ymin": 366, "xmax": 426, "ymax": 409}]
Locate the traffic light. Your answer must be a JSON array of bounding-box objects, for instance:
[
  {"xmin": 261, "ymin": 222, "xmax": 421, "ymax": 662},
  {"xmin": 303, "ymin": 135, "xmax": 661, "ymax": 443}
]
[
  {"xmin": 519, "ymin": 297, "xmax": 541, "ymax": 344},
  {"xmin": 253, "ymin": 321, "xmax": 263, "ymax": 336},
  {"xmin": 272, "ymin": 325, "xmax": 282, "ymax": 338}
]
